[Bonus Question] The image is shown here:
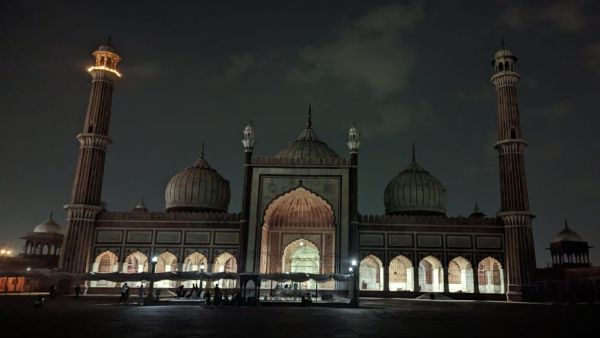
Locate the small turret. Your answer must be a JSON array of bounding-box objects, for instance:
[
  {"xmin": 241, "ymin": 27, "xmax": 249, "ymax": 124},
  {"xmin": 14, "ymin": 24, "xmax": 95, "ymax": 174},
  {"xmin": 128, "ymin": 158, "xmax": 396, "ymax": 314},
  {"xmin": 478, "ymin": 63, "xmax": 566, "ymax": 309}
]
[{"xmin": 347, "ymin": 122, "xmax": 360, "ymax": 154}]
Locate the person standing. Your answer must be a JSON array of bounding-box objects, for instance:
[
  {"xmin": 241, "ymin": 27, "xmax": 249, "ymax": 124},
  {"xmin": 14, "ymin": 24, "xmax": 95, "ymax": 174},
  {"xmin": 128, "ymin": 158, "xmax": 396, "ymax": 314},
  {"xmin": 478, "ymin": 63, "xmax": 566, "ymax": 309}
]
[
  {"xmin": 75, "ymin": 284, "xmax": 81, "ymax": 299},
  {"xmin": 119, "ymin": 283, "xmax": 128, "ymax": 303},
  {"xmin": 138, "ymin": 285, "xmax": 145, "ymax": 306}
]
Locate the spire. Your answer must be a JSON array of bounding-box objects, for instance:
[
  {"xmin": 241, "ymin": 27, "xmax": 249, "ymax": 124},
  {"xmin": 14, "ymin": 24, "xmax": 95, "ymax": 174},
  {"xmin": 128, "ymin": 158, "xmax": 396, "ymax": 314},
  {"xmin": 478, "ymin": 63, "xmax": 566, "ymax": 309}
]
[
  {"xmin": 306, "ymin": 103, "xmax": 312, "ymax": 129},
  {"xmin": 564, "ymin": 218, "xmax": 569, "ymax": 230},
  {"xmin": 474, "ymin": 200, "xmax": 480, "ymax": 212},
  {"xmin": 49, "ymin": 209, "xmax": 53, "ymax": 220},
  {"xmin": 200, "ymin": 141, "xmax": 206, "ymax": 159},
  {"xmin": 412, "ymin": 142, "xmax": 416, "ymax": 162}
]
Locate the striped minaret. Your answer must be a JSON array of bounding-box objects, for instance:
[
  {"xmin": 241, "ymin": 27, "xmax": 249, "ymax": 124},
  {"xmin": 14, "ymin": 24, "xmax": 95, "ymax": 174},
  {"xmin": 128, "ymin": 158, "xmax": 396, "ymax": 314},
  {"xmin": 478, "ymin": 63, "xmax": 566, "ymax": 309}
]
[
  {"xmin": 61, "ymin": 38, "xmax": 122, "ymax": 273},
  {"xmin": 491, "ymin": 41, "xmax": 537, "ymax": 301}
]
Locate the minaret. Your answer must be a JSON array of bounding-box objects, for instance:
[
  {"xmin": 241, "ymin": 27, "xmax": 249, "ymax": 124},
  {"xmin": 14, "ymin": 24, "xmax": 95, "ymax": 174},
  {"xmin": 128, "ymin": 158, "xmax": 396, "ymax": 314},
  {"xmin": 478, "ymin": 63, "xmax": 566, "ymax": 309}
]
[
  {"xmin": 61, "ymin": 38, "xmax": 122, "ymax": 273},
  {"xmin": 347, "ymin": 122, "xmax": 360, "ymax": 272},
  {"xmin": 490, "ymin": 41, "xmax": 537, "ymax": 301},
  {"xmin": 240, "ymin": 120, "xmax": 255, "ymax": 272}
]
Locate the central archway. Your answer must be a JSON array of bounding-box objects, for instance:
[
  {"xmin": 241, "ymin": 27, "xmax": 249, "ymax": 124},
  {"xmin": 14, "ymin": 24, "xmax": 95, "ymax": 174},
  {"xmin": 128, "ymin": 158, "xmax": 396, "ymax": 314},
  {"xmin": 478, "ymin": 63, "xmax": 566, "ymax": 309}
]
[
  {"xmin": 282, "ymin": 239, "xmax": 320, "ymax": 289},
  {"xmin": 259, "ymin": 186, "xmax": 336, "ymax": 289}
]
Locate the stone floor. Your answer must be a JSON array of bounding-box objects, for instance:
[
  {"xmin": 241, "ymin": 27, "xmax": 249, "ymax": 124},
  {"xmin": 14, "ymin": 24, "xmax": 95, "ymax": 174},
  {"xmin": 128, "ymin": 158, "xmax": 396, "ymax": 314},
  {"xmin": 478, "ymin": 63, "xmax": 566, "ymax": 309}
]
[{"xmin": 0, "ymin": 295, "xmax": 597, "ymax": 337}]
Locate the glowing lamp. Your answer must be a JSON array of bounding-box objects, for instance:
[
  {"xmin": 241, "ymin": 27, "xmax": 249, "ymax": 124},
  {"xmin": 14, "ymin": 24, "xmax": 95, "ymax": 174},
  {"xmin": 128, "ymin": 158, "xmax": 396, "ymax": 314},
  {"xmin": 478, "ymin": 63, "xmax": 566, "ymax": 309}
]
[{"xmin": 151, "ymin": 256, "xmax": 158, "ymax": 263}]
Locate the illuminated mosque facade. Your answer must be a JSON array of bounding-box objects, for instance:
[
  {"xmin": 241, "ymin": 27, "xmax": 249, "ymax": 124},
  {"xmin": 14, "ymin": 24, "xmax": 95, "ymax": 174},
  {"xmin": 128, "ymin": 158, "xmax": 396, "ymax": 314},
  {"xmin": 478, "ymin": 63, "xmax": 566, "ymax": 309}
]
[{"xmin": 50, "ymin": 39, "xmax": 549, "ymax": 301}]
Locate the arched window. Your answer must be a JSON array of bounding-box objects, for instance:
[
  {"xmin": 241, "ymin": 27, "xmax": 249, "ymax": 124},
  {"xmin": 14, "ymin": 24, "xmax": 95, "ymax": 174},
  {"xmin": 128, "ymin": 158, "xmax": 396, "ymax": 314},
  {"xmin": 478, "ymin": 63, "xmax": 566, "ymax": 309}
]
[
  {"xmin": 389, "ymin": 255, "xmax": 414, "ymax": 291},
  {"xmin": 182, "ymin": 252, "xmax": 208, "ymax": 288},
  {"xmin": 123, "ymin": 251, "xmax": 148, "ymax": 274},
  {"xmin": 418, "ymin": 256, "xmax": 444, "ymax": 292},
  {"xmin": 155, "ymin": 251, "xmax": 178, "ymax": 288},
  {"xmin": 448, "ymin": 256, "xmax": 474, "ymax": 293},
  {"xmin": 213, "ymin": 252, "xmax": 237, "ymax": 288},
  {"xmin": 478, "ymin": 257, "xmax": 504, "ymax": 294},
  {"xmin": 359, "ymin": 255, "xmax": 384, "ymax": 291},
  {"xmin": 499, "ymin": 62, "xmax": 504, "ymax": 72}
]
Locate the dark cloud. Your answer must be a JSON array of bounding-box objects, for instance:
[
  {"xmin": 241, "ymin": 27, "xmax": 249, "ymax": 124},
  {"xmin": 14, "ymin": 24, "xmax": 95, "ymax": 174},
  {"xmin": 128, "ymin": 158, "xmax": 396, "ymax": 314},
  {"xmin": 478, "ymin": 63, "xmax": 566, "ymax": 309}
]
[
  {"xmin": 501, "ymin": 0, "xmax": 588, "ymax": 32},
  {"xmin": 583, "ymin": 42, "xmax": 600, "ymax": 76},
  {"xmin": 289, "ymin": 1, "xmax": 424, "ymax": 97}
]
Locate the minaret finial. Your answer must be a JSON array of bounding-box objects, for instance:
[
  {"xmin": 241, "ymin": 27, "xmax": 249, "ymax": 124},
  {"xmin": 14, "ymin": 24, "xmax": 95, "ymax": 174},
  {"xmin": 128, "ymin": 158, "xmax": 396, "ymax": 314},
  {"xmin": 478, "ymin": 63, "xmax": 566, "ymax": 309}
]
[
  {"xmin": 412, "ymin": 142, "xmax": 416, "ymax": 162},
  {"xmin": 49, "ymin": 209, "xmax": 53, "ymax": 220},
  {"xmin": 107, "ymin": 34, "xmax": 112, "ymax": 45},
  {"xmin": 500, "ymin": 37, "xmax": 505, "ymax": 48},
  {"xmin": 306, "ymin": 103, "xmax": 312, "ymax": 129},
  {"xmin": 564, "ymin": 218, "xmax": 569, "ymax": 229},
  {"xmin": 200, "ymin": 141, "xmax": 206, "ymax": 159}
]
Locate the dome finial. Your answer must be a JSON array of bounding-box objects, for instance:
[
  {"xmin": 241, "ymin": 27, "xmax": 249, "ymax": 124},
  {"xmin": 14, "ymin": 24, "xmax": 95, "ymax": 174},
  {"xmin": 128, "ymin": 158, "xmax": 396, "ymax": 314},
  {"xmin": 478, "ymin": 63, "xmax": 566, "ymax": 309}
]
[
  {"xmin": 500, "ymin": 36, "xmax": 505, "ymax": 48},
  {"xmin": 412, "ymin": 142, "xmax": 416, "ymax": 162},
  {"xmin": 200, "ymin": 141, "xmax": 206, "ymax": 159},
  {"xmin": 49, "ymin": 209, "xmax": 53, "ymax": 220},
  {"xmin": 564, "ymin": 218, "xmax": 569, "ymax": 229},
  {"xmin": 306, "ymin": 103, "xmax": 312, "ymax": 129},
  {"xmin": 107, "ymin": 34, "xmax": 112, "ymax": 45}
]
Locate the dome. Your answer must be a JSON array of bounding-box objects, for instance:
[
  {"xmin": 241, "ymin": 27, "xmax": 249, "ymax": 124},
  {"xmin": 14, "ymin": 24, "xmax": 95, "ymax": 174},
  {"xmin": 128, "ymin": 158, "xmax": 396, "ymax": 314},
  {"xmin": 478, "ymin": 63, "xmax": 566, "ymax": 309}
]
[
  {"xmin": 165, "ymin": 146, "xmax": 230, "ymax": 212},
  {"xmin": 274, "ymin": 107, "xmax": 341, "ymax": 160},
  {"xmin": 384, "ymin": 147, "xmax": 447, "ymax": 216},
  {"xmin": 33, "ymin": 213, "xmax": 62, "ymax": 233},
  {"xmin": 552, "ymin": 219, "xmax": 583, "ymax": 243}
]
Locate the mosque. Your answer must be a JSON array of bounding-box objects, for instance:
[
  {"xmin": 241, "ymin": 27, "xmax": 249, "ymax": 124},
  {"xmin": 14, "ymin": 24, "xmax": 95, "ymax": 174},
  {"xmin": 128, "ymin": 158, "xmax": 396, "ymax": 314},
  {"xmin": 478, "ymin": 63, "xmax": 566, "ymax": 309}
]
[{"xmin": 6, "ymin": 39, "xmax": 595, "ymax": 301}]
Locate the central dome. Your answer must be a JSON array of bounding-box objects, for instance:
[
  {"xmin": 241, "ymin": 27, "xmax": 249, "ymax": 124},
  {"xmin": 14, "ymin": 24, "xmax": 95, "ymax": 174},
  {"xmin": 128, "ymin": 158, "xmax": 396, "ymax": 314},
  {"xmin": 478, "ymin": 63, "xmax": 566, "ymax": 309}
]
[
  {"xmin": 384, "ymin": 147, "xmax": 447, "ymax": 216},
  {"xmin": 274, "ymin": 108, "xmax": 341, "ymax": 160},
  {"xmin": 165, "ymin": 145, "xmax": 231, "ymax": 212}
]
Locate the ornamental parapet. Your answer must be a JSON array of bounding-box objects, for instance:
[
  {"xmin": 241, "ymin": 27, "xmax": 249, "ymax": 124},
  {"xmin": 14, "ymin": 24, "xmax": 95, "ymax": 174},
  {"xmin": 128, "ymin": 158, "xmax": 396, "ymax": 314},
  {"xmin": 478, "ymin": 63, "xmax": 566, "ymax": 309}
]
[
  {"xmin": 98, "ymin": 210, "xmax": 241, "ymax": 222},
  {"xmin": 358, "ymin": 214, "xmax": 499, "ymax": 226},
  {"xmin": 252, "ymin": 156, "xmax": 350, "ymax": 167}
]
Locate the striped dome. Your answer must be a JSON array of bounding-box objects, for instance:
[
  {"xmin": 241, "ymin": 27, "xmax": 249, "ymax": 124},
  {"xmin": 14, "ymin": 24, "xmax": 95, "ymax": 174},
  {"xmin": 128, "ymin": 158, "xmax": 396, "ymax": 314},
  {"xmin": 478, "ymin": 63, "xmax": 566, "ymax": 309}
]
[
  {"xmin": 165, "ymin": 149, "xmax": 230, "ymax": 212},
  {"xmin": 264, "ymin": 187, "xmax": 334, "ymax": 228},
  {"xmin": 274, "ymin": 109, "xmax": 341, "ymax": 160},
  {"xmin": 384, "ymin": 150, "xmax": 447, "ymax": 216}
]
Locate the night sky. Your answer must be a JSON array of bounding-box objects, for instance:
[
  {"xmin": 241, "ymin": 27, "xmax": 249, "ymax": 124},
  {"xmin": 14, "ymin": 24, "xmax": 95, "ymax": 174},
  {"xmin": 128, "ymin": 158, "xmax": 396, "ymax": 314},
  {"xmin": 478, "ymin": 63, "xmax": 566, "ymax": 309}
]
[{"xmin": 1, "ymin": 0, "xmax": 599, "ymax": 266}]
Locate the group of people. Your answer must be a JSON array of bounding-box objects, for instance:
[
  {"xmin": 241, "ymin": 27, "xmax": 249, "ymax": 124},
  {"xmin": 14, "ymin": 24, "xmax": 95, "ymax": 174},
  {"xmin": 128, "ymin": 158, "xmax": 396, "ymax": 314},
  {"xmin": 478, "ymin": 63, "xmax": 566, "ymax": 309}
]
[{"xmin": 173, "ymin": 283, "xmax": 244, "ymax": 305}]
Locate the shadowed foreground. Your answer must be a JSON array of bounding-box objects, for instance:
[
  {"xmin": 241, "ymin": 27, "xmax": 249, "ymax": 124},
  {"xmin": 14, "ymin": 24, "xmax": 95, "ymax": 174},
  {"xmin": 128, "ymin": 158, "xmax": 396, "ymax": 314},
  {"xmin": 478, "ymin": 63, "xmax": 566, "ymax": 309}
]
[{"xmin": 0, "ymin": 296, "xmax": 597, "ymax": 338}]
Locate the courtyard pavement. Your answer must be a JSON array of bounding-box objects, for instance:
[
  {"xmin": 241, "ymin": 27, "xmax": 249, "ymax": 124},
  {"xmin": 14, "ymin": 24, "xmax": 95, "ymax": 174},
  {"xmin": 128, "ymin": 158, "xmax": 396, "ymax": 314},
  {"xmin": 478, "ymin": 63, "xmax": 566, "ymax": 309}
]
[{"xmin": 0, "ymin": 295, "xmax": 597, "ymax": 337}]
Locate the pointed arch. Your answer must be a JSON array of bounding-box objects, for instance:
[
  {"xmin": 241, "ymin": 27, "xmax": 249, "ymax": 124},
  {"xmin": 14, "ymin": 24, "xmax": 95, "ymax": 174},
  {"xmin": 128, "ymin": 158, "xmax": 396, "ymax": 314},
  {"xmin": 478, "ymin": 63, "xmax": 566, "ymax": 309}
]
[
  {"xmin": 122, "ymin": 251, "xmax": 149, "ymax": 273},
  {"xmin": 448, "ymin": 256, "xmax": 474, "ymax": 293},
  {"xmin": 478, "ymin": 257, "xmax": 504, "ymax": 294},
  {"xmin": 418, "ymin": 256, "xmax": 444, "ymax": 292},
  {"xmin": 389, "ymin": 255, "xmax": 414, "ymax": 291},
  {"xmin": 91, "ymin": 250, "xmax": 119, "ymax": 288},
  {"xmin": 359, "ymin": 254, "xmax": 384, "ymax": 291},
  {"xmin": 263, "ymin": 186, "xmax": 335, "ymax": 229},
  {"xmin": 213, "ymin": 252, "xmax": 237, "ymax": 288}
]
